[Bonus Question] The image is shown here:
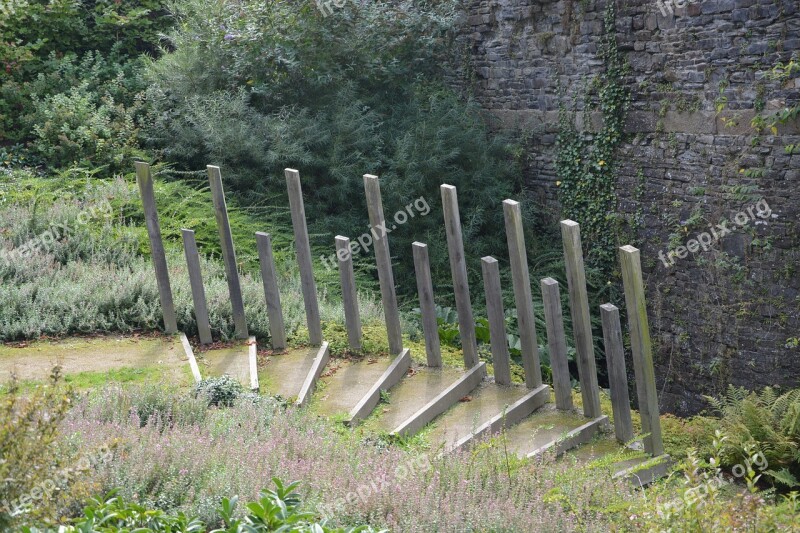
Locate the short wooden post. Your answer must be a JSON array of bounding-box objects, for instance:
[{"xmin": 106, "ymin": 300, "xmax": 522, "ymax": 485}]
[
  {"xmin": 481, "ymin": 257, "xmax": 511, "ymax": 385},
  {"xmin": 560, "ymin": 220, "xmax": 601, "ymax": 419},
  {"xmin": 620, "ymin": 245, "xmax": 664, "ymax": 456},
  {"xmin": 181, "ymin": 229, "xmax": 213, "ymax": 345},
  {"xmin": 286, "ymin": 169, "xmax": 323, "ymax": 345},
  {"xmin": 135, "ymin": 162, "xmax": 177, "ymax": 334},
  {"xmin": 207, "ymin": 165, "xmax": 248, "ymax": 340},
  {"xmin": 503, "ymin": 200, "xmax": 542, "ymax": 388},
  {"xmin": 255, "ymin": 232, "xmax": 287, "ymax": 350},
  {"xmin": 364, "ymin": 175, "xmax": 403, "ymax": 355},
  {"xmin": 441, "ymin": 184, "xmax": 478, "ymax": 368},
  {"xmin": 600, "ymin": 303, "xmax": 634, "ymax": 444},
  {"xmin": 412, "ymin": 242, "xmax": 441, "ymax": 367},
  {"xmin": 336, "ymin": 236, "xmax": 362, "ymax": 352},
  {"xmin": 541, "ymin": 278, "xmax": 573, "ymax": 411}
]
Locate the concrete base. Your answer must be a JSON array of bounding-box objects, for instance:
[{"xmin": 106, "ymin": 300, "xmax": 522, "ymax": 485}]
[
  {"xmin": 201, "ymin": 342, "xmax": 251, "ymax": 386},
  {"xmin": 392, "ymin": 362, "xmax": 487, "ymax": 438},
  {"xmin": 296, "ymin": 342, "xmax": 330, "ymax": 407},
  {"xmin": 313, "ymin": 354, "xmax": 398, "ymax": 418},
  {"xmin": 450, "ymin": 384, "xmax": 550, "ymax": 451},
  {"xmin": 526, "ymin": 415, "xmax": 610, "ymax": 458},
  {"xmin": 179, "ymin": 333, "xmax": 202, "ymax": 383},
  {"xmin": 248, "ymin": 336, "xmax": 258, "ymax": 391},
  {"xmin": 500, "ymin": 404, "xmax": 601, "ymax": 458},
  {"xmin": 260, "ymin": 344, "xmax": 328, "ymax": 402},
  {"xmin": 348, "ymin": 349, "xmax": 412, "ymax": 424},
  {"xmin": 613, "ymin": 454, "xmax": 673, "ymax": 487},
  {"xmin": 372, "ymin": 365, "xmax": 468, "ymax": 433}
]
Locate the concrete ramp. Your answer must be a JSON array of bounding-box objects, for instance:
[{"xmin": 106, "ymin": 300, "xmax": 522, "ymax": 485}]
[
  {"xmin": 259, "ymin": 344, "xmax": 329, "ymax": 405},
  {"xmin": 500, "ymin": 404, "xmax": 609, "ymax": 458},
  {"xmin": 427, "ymin": 382, "xmax": 550, "ymax": 451},
  {"xmin": 199, "ymin": 341, "xmax": 251, "ymax": 386},
  {"xmin": 313, "ymin": 356, "xmax": 397, "ymax": 417}
]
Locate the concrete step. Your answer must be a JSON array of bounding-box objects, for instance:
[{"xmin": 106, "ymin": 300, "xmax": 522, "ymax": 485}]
[
  {"xmin": 500, "ymin": 404, "xmax": 609, "ymax": 458},
  {"xmin": 560, "ymin": 435, "xmax": 673, "ymax": 487},
  {"xmin": 0, "ymin": 334, "xmax": 187, "ymax": 384},
  {"xmin": 257, "ymin": 344, "xmax": 329, "ymax": 405},
  {"xmin": 313, "ymin": 356, "xmax": 397, "ymax": 418},
  {"xmin": 426, "ymin": 382, "xmax": 549, "ymax": 451},
  {"xmin": 369, "ymin": 364, "xmax": 469, "ymax": 434},
  {"xmin": 197, "ymin": 341, "xmax": 251, "ymax": 386}
]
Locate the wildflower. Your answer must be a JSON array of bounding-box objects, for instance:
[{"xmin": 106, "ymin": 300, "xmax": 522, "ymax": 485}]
[
  {"xmin": 556, "ymin": 181, "xmax": 561, "ymax": 186},
  {"xmin": 598, "ymin": 160, "xmax": 606, "ymax": 167}
]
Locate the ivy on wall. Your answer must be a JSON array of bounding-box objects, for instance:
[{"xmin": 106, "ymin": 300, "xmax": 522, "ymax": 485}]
[{"xmin": 555, "ymin": 0, "xmax": 630, "ymax": 273}]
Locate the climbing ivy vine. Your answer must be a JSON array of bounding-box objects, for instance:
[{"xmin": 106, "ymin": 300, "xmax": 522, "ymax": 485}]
[{"xmin": 555, "ymin": 1, "xmax": 630, "ymax": 273}]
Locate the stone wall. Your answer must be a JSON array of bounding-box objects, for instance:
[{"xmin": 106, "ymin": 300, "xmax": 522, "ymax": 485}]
[{"xmin": 457, "ymin": 0, "xmax": 800, "ymax": 414}]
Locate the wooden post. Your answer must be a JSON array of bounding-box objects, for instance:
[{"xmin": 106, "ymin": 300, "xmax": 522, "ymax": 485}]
[
  {"xmin": 285, "ymin": 169, "xmax": 323, "ymax": 345},
  {"xmin": 541, "ymin": 278, "xmax": 573, "ymax": 411},
  {"xmin": 620, "ymin": 245, "xmax": 664, "ymax": 456},
  {"xmin": 481, "ymin": 257, "xmax": 511, "ymax": 386},
  {"xmin": 336, "ymin": 236, "xmax": 362, "ymax": 352},
  {"xmin": 135, "ymin": 162, "xmax": 177, "ymax": 334},
  {"xmin": 560, "ymin": 220, "xmax": 601, "ymax": 419},
  {"xmin": 255, "ymin": 232, "xmax": 287, "ymax": 350},
  {"xmin": 600, "ymin": 303, "xmax": 634, "ymax": 444},
  {"xmin": 207, "ymin": 165, "xmax": 248, "ymax": 340},
  {"xmin": 412, "ymin": 242, "xmax": 441, "ymax": 367},
  {"xmin": 181, "ymin": 229, "xmax": 213, "ymax": 345},
  {"xmin": 441, "ymin": 184, "xmax": 478, "ymax": 368},
  {"xmin": 363, "ymin": 174, "xmax": 403, "ymax": 355},
  {"xmin": 503, "ymin": 200, "xmax": 542, "ymax": 388}
]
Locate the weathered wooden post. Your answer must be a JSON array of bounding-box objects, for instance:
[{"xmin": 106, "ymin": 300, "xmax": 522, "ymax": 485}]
[
  {"xmin": 255, "ymin": 232, "xmax": 287, "ymax": 350},
  {"xmin": 364, "ymin": 174, "xmax": 403, "ymax": 355},
  {"xmin": 600, "ymin": 303, "xmax": 634, "ymax": 444},
  {"xmin": 620, "ymin": 245, "xmax": 664, "ymax": 456},
  {"xmin": 541, "ymin": 278, "xmax": 573, "ymax": 411},
  {"xmin": 441, "ymin": 184, "xmax": 479, "ymax": 368},
  {"xmin": 481, "ymin": 257, "xmax": 511, "ymax": 385},
  {"xmin": 181, "ymin": 229, "xmax": 213, "ymax": 345},
  {"xmin": 286, "ymin": 168, "xmax": 323, "ymax": 345},
  {"xmin": 503, "ymin": 200, "xmax": 542, "ymax": 388},
  {"xmin": 135, "ymin": 162, "xmax": 178, "ymax": 334},
  {"xmin": 336, "ymin": 236, "xmax": 362, "ymax": 352},
  {"xmin": 207, "ymin": 165, "xmax": 248, "ymax": 340},
  {"xmin": 412, "ymin": 242, "xmax": 441, "ymax": 367},
  {"xmin": 560, "ymin": 220, "xmax": 601, "ymax": 419}
]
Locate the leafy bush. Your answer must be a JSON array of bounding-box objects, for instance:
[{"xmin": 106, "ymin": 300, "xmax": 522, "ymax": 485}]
[
  {"xmin": 20, "ymin": 479, "xmax": 383, "ymax": 532},
  {"xmin": 145, "ymin": 0, "xmax": 535, "ymax": 295},
  {"xmin": 707, "ymin": 385, "xmax": 800, "ymax": 489},
  {"xmin": 194, "ymin": 375, "xmax": 244, "ymax": 408},
  {"xmin": 0, "ymin": 369, "xmax": 74, "ymax": 528}
]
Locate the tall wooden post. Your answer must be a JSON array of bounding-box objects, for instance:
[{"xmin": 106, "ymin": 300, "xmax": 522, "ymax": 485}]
[
  {"xmin": 336, "ymin": 236, "xmax": 362, "ymax": 352},
  {"xmin": 181, "ymin": 229, "xmax": 213, "ymax": 345},
  {"xmin": 600, "ymin": 303, "xmax": 634, "ymax": 444},
  {"xmin": 135, "ymin": 162, "xmax": 177, "ymax": 334},
  {"xmin": 441, "ymin": 184, "xmax": 478, "ymax": 368},
  {"xmin": 560, "ymin": 220, "xmax": 601, "ymax": 419},
  {"xmin": 364, "ymin": 174, "xmax": 403, "ymax": 355},
  {"xmin": 620, "ymin": 245, "xmax": 664, "ymax": 456},
  {"xmin": 286, "ymin": 169, "xmax": 323, "ymax": 345},
  {"xmin": 541, "ymin": 278, "xmax": 573, "ymax": 411},
  {"xmin": 412, "ymin": 242, "xmax": 441, "ymax": 367},
  {"xmin": 255, "ymin": 232, "xmax": 287, "ymax": 350},
  {"xmin": 207, "ymin": 165, "xmax": 248, "ymax": 340},
  {"xmin": 503, "ymin": 200, "xmax": 542, "ymax": 388},
  {"xmin": 481, "ymin": 257, "xmax": 511, "ymax": 385}
]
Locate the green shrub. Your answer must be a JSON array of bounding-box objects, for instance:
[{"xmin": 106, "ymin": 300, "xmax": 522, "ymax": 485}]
[
  {"xmin": 19, "ymin": 479, "xmax": 384, "ymax": 532},
  {"xmin": 144, "ymin": 0, "xmax": 539, "ymax": 296},
  {"xmin": 193, "ymin": 375, "xmax": 244, "ymax": 408},
  {"xmin": 0, "ymin": 369, "xmax": 74, "ymax": 529},
  {"xmin": 707, "ymin": 385, "xmax": 800, "ymax": 489}
]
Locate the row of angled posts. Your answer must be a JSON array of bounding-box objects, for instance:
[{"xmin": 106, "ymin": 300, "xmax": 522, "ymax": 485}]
[{"xmin": 137, "ymin": 160, "xmax": 663, "ymax": 457}]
